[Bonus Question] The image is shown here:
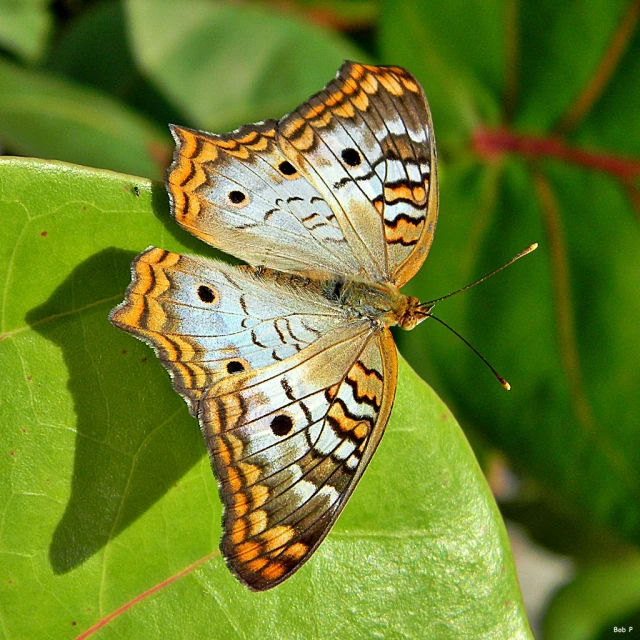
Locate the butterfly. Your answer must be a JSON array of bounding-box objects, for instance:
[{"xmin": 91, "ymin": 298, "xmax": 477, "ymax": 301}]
[{"xmin": 111, "ymin": 62, "xmax": 438, "ymax": 591}]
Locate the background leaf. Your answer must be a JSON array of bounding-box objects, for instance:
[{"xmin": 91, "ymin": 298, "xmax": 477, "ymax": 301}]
[
  {"xmin": 382, "ymin": 0, "xmax": 640, "ymax": 550},
  {"xmin": 543, "ymin": 554, "xmax": 640, "ymax": 640},
  {"xmin": 0, "ymin": 0, "xmax": 51, "ymax": 62},
  {"xmin": 0, "ymin": 58, "xmax": 169, "ymax": 179},
  {"xmin": 0, "ymin": 158, "xmax": 530, "ymax": 639},
  {"xmin": 125, "ymin": 0, "xmax": 367, "ymax": 132},
  {"xmin": 43, "ymin": 1, "xmax": 184, "ymax": 128}
]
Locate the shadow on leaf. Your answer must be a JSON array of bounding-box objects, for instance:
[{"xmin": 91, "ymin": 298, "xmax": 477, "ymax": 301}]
[{"xmin": 26, "ymin": 247, "xmax": 206, "ymax": 575}]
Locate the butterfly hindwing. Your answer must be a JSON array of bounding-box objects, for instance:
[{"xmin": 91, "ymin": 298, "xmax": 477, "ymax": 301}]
[{"xmin": 201, "ymin": 327, "xmax": 397, "ymax": 590}]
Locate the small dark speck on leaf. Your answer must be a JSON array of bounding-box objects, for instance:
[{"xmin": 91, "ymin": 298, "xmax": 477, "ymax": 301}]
[
  {"xmin": 134, "ymin": 186, "xmax": 140, "ymax": 196},
  {"xmin": 72, "ymin": 621, "xmax": 77, "ymax": 626},
  {"xmin": 9, "ymin": 451, "xmax": 15, "ymax": 456},
  {"xmin": 40, "ymin": 231, "xmax": 47, "ymax": 237},
  {"xmin": 26, "ymin": 376, "xmax": 32, "ymax": 381},
  {"xmin": 141, "ymin": 357, "xmax": 148, "ymax": 363},
  {"xmin": 121, "ymin": 349, "xmax": 127, "ymax": 355},
  {"xmin": 82, "ymin": 206, "xmax": 86, "ymax": 210}
]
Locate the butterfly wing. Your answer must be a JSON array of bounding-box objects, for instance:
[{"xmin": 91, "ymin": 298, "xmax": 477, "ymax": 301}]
[
  {"xmin": 167, "ymin": 121, "xmax": 364, "ymax": 279},
  {"xmin": 278, "ymin": 62, "xmax": 438, "ymax": 287},
  {"xmin": 167, "ymin": 62, "xmax": 437, "ymax": 285},
  {"xmin": 110, "ymin": 248, "xmax": 346, "ymax": 412},
  {"xmin": 202, "ymin": 326, "xmax": 397, "ymax": 590}
]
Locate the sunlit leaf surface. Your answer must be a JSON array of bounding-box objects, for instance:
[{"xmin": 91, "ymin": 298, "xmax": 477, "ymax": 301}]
[{"xmin": 0, "ymin": 159, "xmax": 530, "ymax": 639}]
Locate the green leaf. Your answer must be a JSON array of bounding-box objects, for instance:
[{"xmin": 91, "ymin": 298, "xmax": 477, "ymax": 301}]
[
  {"xmin": 125, "ymin": 0, "xmax": 368, "ymax": 132},
  {"xmin": 0, "ymin": 158, "xmax": 531, "ymax": 638},
  {"xmin": 544, "ymin": 554, "xmax": 640, "ymax": 640},
  {"xmin": 0, "ymin": 0, "xmax": 51, "ymax": 62},
  {"xmin": 44, "ymin": 1, "xmax": 184, "ymax": 128},
  {"xmin": 0, "ymin": 58, "xmax": 170, "ymax": 180},
  {"xmin": 379, "ymin": 0, "xmax": 503, "ymax": 147},
  {"xmin": 574, "ymin": 14, "xmax": 640, "ymax": 156},
  {"xmin": 516, "ymin": 0, "xmax": 631, "ymax": 130}
]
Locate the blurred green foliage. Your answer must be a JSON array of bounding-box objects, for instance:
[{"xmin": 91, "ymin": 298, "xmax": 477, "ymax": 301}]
[{"xmin": 0, "ymin": 0, "xmax": 639, "ymax": 638}]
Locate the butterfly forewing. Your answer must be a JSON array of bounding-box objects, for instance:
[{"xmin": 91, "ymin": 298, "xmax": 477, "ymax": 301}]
[
  {"xmin": 202, "ymin": 328, "xmax": 397, "ymax": 590},
  {"xmin": 167, "ymin": 121, "xmax": 361, "ymax": 278},
  {"xmin": 166, "ymin": 62, "xmax": 437, "ymax": 285}
]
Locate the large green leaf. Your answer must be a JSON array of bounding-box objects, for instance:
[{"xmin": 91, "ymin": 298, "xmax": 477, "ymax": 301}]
[
  {"xmin": 125, "ymin": 0, "xmax": 368, "ymax": 132},
  {"xmin": 0, "ymin": 58, "xmax": 169, "ymax": 180},
  {"xmin": 0, "ymin": 158, "xmax": 530, "ymax": 638},
  {"xmin": 381, "ymin": 0, "xmax": 640, "ymax": 552}
]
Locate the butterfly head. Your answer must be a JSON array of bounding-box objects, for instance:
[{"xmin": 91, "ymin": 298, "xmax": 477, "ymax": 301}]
[{"xmin": 397, "ymin": 296, "xmax": 433, "ymax": 331}]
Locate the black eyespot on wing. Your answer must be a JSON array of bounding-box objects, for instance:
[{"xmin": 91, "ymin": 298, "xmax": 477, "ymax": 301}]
[
  {"xmin": 341, "ymin": 148, "xmax": 361, "ymax": 167},
  {"xmin": 226, "ymin": 361, "xmax": 245, "ymax": 374},
  {"xmin": 197, "ymin": 285, "xmax": 216, "ymax": 303},
  {"xmin": 270, "ymin": 414, "xmax": 293, "ymax": 436},
  {"xmin": 229, "ymin": 190, "xmax": 246, "ymax": 204},
  {"xmin": 278, "ymin": 160, "xmax": 297, "ymax": 175}
]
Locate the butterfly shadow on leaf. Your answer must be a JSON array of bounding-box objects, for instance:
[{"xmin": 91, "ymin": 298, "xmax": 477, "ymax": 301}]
[{"xmin": 26, "ymin": 247, "xmax": 209, "ymax": 575}]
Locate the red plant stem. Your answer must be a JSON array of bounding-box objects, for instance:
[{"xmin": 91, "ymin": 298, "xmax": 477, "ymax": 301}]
[
  {"xmin": 75, "ymin": 551, "xmax": 218, "ymax": 639},
  {"xmin": 557, "ymin": 0, "xmax": 640, "ymax": 133},
  {"xmin": 473, "ymin": 127, "xmax": 640, "ymax": 181}
]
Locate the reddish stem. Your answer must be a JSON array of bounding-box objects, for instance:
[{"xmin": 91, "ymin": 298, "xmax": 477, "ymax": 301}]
[
  {"xmin": 557, "ymin": 0, "xmax": 640, "ymax": 133},
  {"xmin": 75, "ymin": 551, "xmax": 218, "ymax": 639},
  {"xmin": 473, "ymin": 127, "xmax": 640, "ymax": 182}
]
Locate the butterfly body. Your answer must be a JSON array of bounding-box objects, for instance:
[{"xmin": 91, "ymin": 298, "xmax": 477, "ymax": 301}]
[
  {"xmin": 256, "ymin": 267, "xmax": 428, "ymax": 329},
  {"xmin": 112, "ymin": 62, "xmax": 438, "ymax": 590}
]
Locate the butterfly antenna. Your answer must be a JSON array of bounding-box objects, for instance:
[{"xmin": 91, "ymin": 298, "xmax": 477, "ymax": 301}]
[
  {"xmin": 417, "ymin": 243, "xmax": 538, "ymax": 390},
  {"xmin": 422, "ymin": 243, "xmax": 538, "ymax": 307},
  {"xmin": 429, "ymin": 314, "xmax": 511, "ymax": 390}
]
